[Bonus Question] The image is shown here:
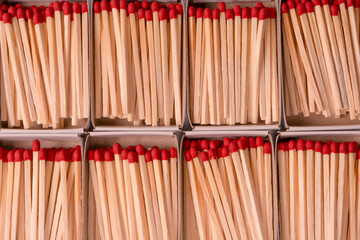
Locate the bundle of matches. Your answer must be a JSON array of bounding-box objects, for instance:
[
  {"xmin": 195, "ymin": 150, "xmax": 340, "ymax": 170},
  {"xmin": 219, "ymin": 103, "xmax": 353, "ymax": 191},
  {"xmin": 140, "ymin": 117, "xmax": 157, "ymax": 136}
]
[
  {"xmin": 94, "ymin": 0, "xmax": 183, "ymax": 127},
  {"xmin": 0, "ymin": 140, "xmax": 82, "ymax": 240},
  {"xmin": 184, "ymin": 137, "xmax": 273, "ymax": 240},
  {"xmin": 278, "ymin": 140, "xmax": 360, "ymax": 240},
  {"xmin": 282, "ymin": 0, "xmax": 360, "ymax": 119},
  {"xmin": 0, "ymin": 2, "xmax": 89, "ymax": 129},
  {"xmin": 87, "ymin": 144, "xmax": 178, "ymax": 240},
  {"xmin": 188, "ymin": 2, "xmax": 278, "ymax": 125}
]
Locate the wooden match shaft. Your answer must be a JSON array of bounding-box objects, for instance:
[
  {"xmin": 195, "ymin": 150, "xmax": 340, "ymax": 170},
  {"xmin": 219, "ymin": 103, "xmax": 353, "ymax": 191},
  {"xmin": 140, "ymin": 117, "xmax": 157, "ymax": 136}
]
[
  {"xmin": 82, "ymin": 2, "xmax": 89, "ymax": 118},
  {"xmin": 323, "ymin": 144, "xmax": 331, "ymax": 240},
  {"xmin": 337, "ymin": 143, "xmax": 348, "ymax": 240},
  {"xmin": 169, "ymin": 148, "xmax": 178, "ymax": 240},
  {"xmin": 296, "ymin": 140, "xmax": 307, "ymax": 240},
  {"xmin": 9, "ymin": 150, "xmax": 22, "ymax": 239},
  {"xmin": 226, "ymin": 9, "xmax": 235, "ymax": 125},
  {"xmin": 94, "ymin": 3, "xmax": 102, "ymax": 118},
  {"xmin": 288, "ymin": 140, "xmax": 298, "ymax": 240},
  {"xmin": 31, "ymin": 140, "xmax": 40, "ymax": 240},
  {"xmin": 329, "ymin": 142, "xmax": 339, "ymax": 240},
  {"xmin": 193, "ymin": 8, "xmax": 203, "ymax": 124},
  {"xmin": 233, "ymin": 6, "xmax": 241, "ymax": 123},
  {"xmin": 278, "ymin": 143, "xmax": 290, "ymax": 240},
  {"xmin": 38, "ymin": 149, "xmax": 46, "ymax": 240},
  {"xmin": 189, "ymin": 6, "xmax": 196, "ymax": 121},
  {"xmin": 348, "ymin": 142, "xmax": 357, "ymax": 240},
  {"xmin": 314, "ymin": 142, "xmax": 323, "ymax": 240},
  {"xmin": 305, "ymin": 141, "xmax": 315, "ymax": 240},
  {"xmin": 4, "ymin": 151, "xmax": 14, "ymax": 240}
]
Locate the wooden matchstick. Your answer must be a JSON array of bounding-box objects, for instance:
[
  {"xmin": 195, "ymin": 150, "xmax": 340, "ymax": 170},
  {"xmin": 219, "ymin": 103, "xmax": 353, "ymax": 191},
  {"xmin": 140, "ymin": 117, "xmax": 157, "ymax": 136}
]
[
  {"xmin": 31, "ymin": 140, "xmax": 40, "ymax": 240},
  {"xmin": 10, "ymin": 150, "xmax": 22, "ymax": 239},
  {"xmin": 278, "ymin": 143, "xmax": 290, "ymax": 240},
  {"xmin": 305, "ymin": 140, "xmax": 315, "ymax": 240},
  {"xmin": 38, "ymin": 149, "xmax": 46, "ymax": 240},
  {"xmin": 348, "ymin": 142, "xmax": 357, "ymax": 240},
  {"xmin": 23, "ymin": 149, "xmax": 32, "ymax": 240},
  {"xmin": 323, "ymin": 144, "xmax": 331, "ymax": 240},
  {"xmin": 4, "ymin": 151, "xmax": 14, "ymax": 240},
  {"xmin": 314, "ymin": 142, "xmax": 323, "ymax": 240},
  {"xmin": 329, "ymin": 142, "xmax": 339, "ymax": 239}
]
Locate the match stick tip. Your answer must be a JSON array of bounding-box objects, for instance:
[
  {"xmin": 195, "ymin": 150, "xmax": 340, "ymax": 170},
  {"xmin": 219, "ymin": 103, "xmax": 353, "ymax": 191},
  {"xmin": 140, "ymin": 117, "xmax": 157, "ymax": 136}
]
[
  {"xmin": 339, "ymin": 142, "xmax": 348, "ymax": 154},
  {"xmin": 168, "ymin": 3, "xmax": 176, "ymax": 9},
  {"xmin": 7, "ymin": 150, "xmax": 14, "ymax": 162},
  {"xmin": 251, "ymin": 6, "xmax": 259, "ymax": 18},
  {"xmin": 196, "ymin": 7, "xmax": 203, "ymax": 18},
  {"xmin": 256, "ymin": 136, "xmax": 264, "ymax": 147},
  {"xmin": 212, "ymin": 9, "xmax": 220, "ymax": 19},
  {"xmin": 138, "ymin": 8, "xmax": 145, "ymax": 19},
  {"xmin": 87, "ymin": 149, "xmax": 94, "ymax": 160},
  {"xmin": 234, "ymin": 5, "xmax": 241, "ymax": 16},
  {"xmin": 238, "ymin": 139, "xmax": 249, "ymax": 150},
  {"xmin": 94, "ymin": 1, "xmax": 101, "ymax": 13},
  {"xmin": 264, "ymin": 142, "xmax": 272, "ymax": 154},
  {"xmin": 348, "ymin": 142, "xmax": 358, "ymax": 153},
  {"xmin": 0, "ymin": 3, "xmax": 7, "ymax": 11},
  {"xmin": 223, "ymin": 137, "xmax": 233, "ymax": 147},
  {"xmin": 314, "ymin": 141, "xmax": 322, "ymax": 152},
  {"xmin": 305, "ymin": 140, "xmax": 314, "ymax": 150},
  {"xmin": 338, "ymin": 0, "xmax": 346, "ymax": 3},
  {"xmin": 128, "ymin": 3, "xmax": 136, "ymax": 14},
  {"xmin": 145, "ymin": 9, "xmax": 153, "ymax": 20},
  {"xmin": 190, "ymin": 141, "xmax": 198, "ymax": 150},
  {"xmin": 45, "ymin": 7, "xmax": 54, "ymax": 18},
  {"xmin": 16, "ymin": 8, "xmax": 25, "ymax": 19},
  {"xmin": 183, "ymin": 139, "xmax": 191, "ymax": 150},
  {"xmin": 62, "ymin": 1, "xmax": 72, "ymax": 15},
  {"xmin": 322, "ymin": 144, "xmax": 330, "ymax": 155},
  {"xmin": 25, "ymin": 9, "xmax": 33, "ymax": 21},
  {"xmin": 216, "ymin": 147, "xmax": 223, "ymax": 158},
  {"xmin": 297, "ymin": 139, "xmax": 305, "ymax": 151},
  {"xmin": 209, "ymin": 140, "xmax": 217, "ymax": 150},
  {"xmin": 242, "ymin": 7, "xmax": 250, "ymax": 18},
  {"xmin": 24, "ymin": 149, "xmax": 33, "ymax": 161},
  {"xmin": 296, "ymin": 3, "xmax": 306, "ymax": 15},
  {"xmin": 126, "ymin": 146, "xmax": 136, "ymax": 152},
  {"xmin": 287, "ymin": 0, "xmax": 296, "ymax": 9},
  {"xmin": 169, "ymin": 8, "xmax": 177, "ymax": 19},
  {"xmin": 259, "ymin": 6, "xmax": 268, "ymax": 19},
  {"xmin": 53, "ymin": 1, "xmax": 61, "ymax": 11},
  {"xmin": 141, "ymin": 0, "xmax": 149, "ymax": 10},
  {"xmin": 218, "ymin": 2, "xmax": 226, "ymax": 12},
  {"xmin": 229, "ymin": 142, "xmax": 239, "ymax": 153},
  {"xmin": 151, "ymin": 2, "xmax": 159, "ymax": 12},
  {"xmin": 357, "ymin": 149, "xmax": 360, "ymax": 159},
  {"xmin": 277, "ymin": 142, "xmax": 285, "ymax": 151},
  {"xmin": 104, "ymin": 150, "xmax": 114, "ymax": 162},
  {"xmin": 39, "ymin": 149, "xmax": 47, "ymax": 160},
  {"xmin": 72, "ymin": 2, "xmax": 80, "ymax": 13},
  {"xmin": 15, "ymin": 149, "xmax": 23, "ymax": 162},
  {"xmin": 225, "ymin": 8, "xmax": 234, "ymax": 19},
  {"xmin": 159, "ymin": 7, "xmax": 168, "ymax": 20},
  {"xmin": 200, "ymin": 151, "xmax": 209, "ymax": 162},
  {"xmin": 32, "ymin": 140, "xmax": 40, "ymax": 151},
  {"xmin": 120, "ymin": 0, "xmax": 127, "ymax": 10},
  {"xmin": 161, "ymin": 149, "xmax": 170, "ymax": 161},
  {"xmin": 305, "ymin": 2, "xmax": 314, "ymax": 12},
  {"xmin": 128, "ymin": 151, "xmax": 139, "ymax": 163},
  {"xmin": 110, "ymin": 0, "xmax": 119, "ymax": 10},
  {"xmin": 81, "ymin": 2, "xmax": 88, "ymax": 13},
  {"xmin": 356, "ymin": 0, "xmax": 360, "ymax": 7},
  {"xmin": 8, "ymin": 6, "xmax": 16, "ymax": 18},
  {"xmin": 281, "ymin": 3, "xmax": 288, "ymax": 13},
  {"xmin": 222, "ymin": 147, "xmax": 230, "ymax": 157},
  {"xmin": 176, "ymin": 4, "xmax": 183, "ymax": 15},
  {"xmin": 208, "ymin": 149, "xmax": 216, "ymax": 160},
  {"xmin": 100, "ymin": 0, "xmax": 109, "ymax": 11},
  {"xmin": 321, "ymin": 0, "xmax": 330, "ymax": 5},
  {"xmin": 145, "ymin": 150, "xmax": 152, "ymax": 162},
  {"xmin": 185, "ymin": 150, "xmax": 192, "ymax": 162},
  {"xmin": 151, "ymin": 147, "xmax": 161, "ymax": 160},
  {"xmin": 256, "ymin": 2, "xmax": 264, "ymax": 8},
  {"xmin": 160, "ymin": 3, "xmax": 167, "ymax": 9},
  {"xmin": 311, "ymin": 0, "xmax": 321, "ymax": 6},
  {"xmin": 269, "ymin": 7, "xmax": 276, "ymax": 18},
  {"xmin": 60, "ymin": 149, "xmax": 69, "ymax": 162},
  {"xmin": 2, "ymin": 12, "xmax": 12, "ymax": 23},
  {"xmin": 72, "ymin": 149, "xmax": 82, "ymax": 162},
  {"xmin": 170, "ymin": 147, "xmax": 177, "ymax": 158},
  {"xmin": 201, "ymin": 140, "xmax": 209, "ymax": 150},
  {"xmin": 330, "ymin": 142, "xmax": 339, "ymax": 153},
  {"xmin": 190, "ymin": 147, "xmax": 198, "ymax": 159},
  {"xmin": 94, "ymin": 149, "xmax": 104, "ymax": 162},
  {"xmin": 136, "ymin": 144, "xmax": 146, "ymax": 155},
  {"xmin": 330, "ymin": 4, "xmax": 339, "ymax": 15},
  {"xmin": 249, "ymin": 137, "xmax": 256, "ymax": 148},
  {"xmin": 288, "ymin": 140, "xmax": 296, "ymax": 150}
]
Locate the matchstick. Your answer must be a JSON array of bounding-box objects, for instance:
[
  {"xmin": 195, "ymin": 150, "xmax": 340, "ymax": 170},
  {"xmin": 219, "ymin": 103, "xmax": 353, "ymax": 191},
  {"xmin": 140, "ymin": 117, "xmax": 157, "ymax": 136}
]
[
  {"xmin": 336, "ymin": 143, "xmax": 348, "ymax": 240},
  {"xmin": 348, "ymin": 142, "xmax": 357, "ymax": 240},
  {"xmin": 278, "ymin": 143, "xmax": 290, "ymax": 240},
  {"xmin": 4, "ymin": 151, "xmax": 14, "ymax": 240},
  {"xmin": 31, "ymin": 140, "xmax": 40, "ymax": 240},
  {"xmin": 329, "ymin": 142, "xmax": 338, "ymax": 239},
  {"xmin": 10, "ymin": 150, "xmax": 22, "ymax": 239},
  {"xmin": 170, "ymin": 147, "xmax": 178, "ymax": 239},
  {"xmin": 323, "ymin": 144, "xmax": 331, "ymax": 240},
  {"xmin": 314, "ymin": 142, "xmax": 323, "ymax": 240},
  {"xmin": 305, "ymin": 140, "xmax": 315, "ymax": 240},
  {"xmin": 23, "ymin": 149, "xmax": 32, "ymax": 240},
  {"xmin": 38, "ymin": 149, "xmax": 46, "ymax": 240}
]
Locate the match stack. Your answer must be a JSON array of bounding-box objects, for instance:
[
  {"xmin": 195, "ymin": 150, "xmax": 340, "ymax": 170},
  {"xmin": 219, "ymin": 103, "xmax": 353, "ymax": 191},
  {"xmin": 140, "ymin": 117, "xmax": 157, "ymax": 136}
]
[
  {"xmin": 278, "ymin": 139, "xmax": 360, "ymax": 240},
  {"xmin": 87, "ymin": 144, "xmax": 179, "ymax": 239},
  {"xmin": 282, "ymin": 0, "xmax": 360, "ymax": 120},
  {"xmin": 189, "ymin": 2, "xmax": 279, "ymax": 125},
  {"xmin": 0, "ymin": 140, "xmax": 82, "ymax": 240},
  {"xmin": 0, "ymin": 2, "xmax": 89, "ymax": 129},
  {"xmin": 184, "ymin": 136, "xmax": 273, "ymax": 240},
  {"xmin": 94, "ymin": 0, "xmax": 183, "ymax": 127}
]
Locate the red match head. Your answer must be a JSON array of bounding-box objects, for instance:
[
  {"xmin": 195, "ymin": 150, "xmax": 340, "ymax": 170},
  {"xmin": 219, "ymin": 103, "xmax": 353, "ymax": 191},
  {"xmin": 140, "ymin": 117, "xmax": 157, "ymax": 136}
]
[
  {"xmin": 45, "ymin": 7, "xmax": 54, "ymax": 18},
  {"xmin": 120, "ymin": 0, "xmax": 127, "ymax": 10},
  {"xmin": 121, "ymin": 149, "xmax": 128, "ymax": 160},
  {"xmin": 14, "ymin": 149, "xmax": 23, "ymax": 162},
  {"xmin": 141, "ymin": 0, "xmax": 149, "ymax": 10},
  {"xmin": 217, "ymin": 147, "xmax": 223, "ymax": 158},
  {"xmin": 161, "ymin": 149, "xmax": 170, "ymax": 161},
  {"xmin": 38, "ymin": 5, "xmax": 46, "ymax": 12},
  {"xmin": 200, "ymin": 140, "xmax": 209, "ymax": 150},
  {"xmin": 176, "ymin": 4, "xmax": 183, "ymax": 15},
  {"xmin": 8, "ymin": 6, "xmax": 16, "ymax": 18},
  {"xmin": 356, "ymin": 0, "xmax": 360, "ymax": 7},
  {"xmin": 62, "ymin": 1, "xmax": 72, "ymax": 15},
  {"xmin": 305, "ymin": 1, "xmax": 314, "ymax": 12},
  {"xmin": 339, "ymin": 142, "xmax": 348, "ymax": 154},
  {"xmin": 249, "ymin": 137, "xmax": 256, "ymax": 148},
  {"xmin": 48, "ymin": 150, "xmax": 55, "ymax": 162},
  {"xmin": 39, "ymin": 149, "xmax": 47, "ymax": 160},
  {"xmin": 321, "ymin": 0, "xmax": 330, "ymax": 5},
  {"xmin": 87, "ymin": 149, "xmax": 94, "ymax": 160},
  {"xmin": 170, "ymin": 147, "xmax": 177, "ymax": 158},
  {"xmin": 196, "ymin": 7, "xmax": 203, "ymax": 18},
  {"xmin": 229, "ymin": 141, "xmax": 239, "ymax": 153},
  {"xmin": 138, "ymin": 8, "xmax": 145, "ymax": 19},
  {"xmin": 256, "ymin": 2, "xmax": 265, "ymax": 8},
  {"xmin": 59, "ymin": 149, "xmax": 68, "ymax": 162},
  {"xmin": 72, "ymin": 2, "xmax": 80, "ymax": 14},
  {"xmin": 7, "ymin": 150, "xmax": 14, "ymax": 162},
  {"xmin": 128, "ymin": 151, "xmax": 139, "ymax": 163},
  {"xmin": 54, "ymin": 1, "xmax": 61, "ymax": 11},
  {"xmin": 333, "ymin": 0, "xmax": 340, "ymax": 5},
  {"xmin": 222, "ymin": 147, "xmax": 230, "ymax": 157},
  {"xmin": 200, "ymin": 151, "xmax": 209, "ymax": 162},
  {"xmin": 306, "ymin": 140, "xmax": 314, "ymax": 150},
  {"xmin": 17, "ymin": 8, "xmax": 25, "ymax": 19},
  {"xmin": 315, "ymin": 141, "xmax": 323, "ymax": 152},
  {"xmin": 287, "ymin": 0, "xmax": 296, "ymax": 9},
  {"xmin": 183, "ymin": 139, "xmax": 191, "ymax": 150},
  {"xmin": 311, "ymin": 0, "xmax": 321, "ymax": 6},
  {"xmin": 134, "ymin": 1, "xmax": 141, "ymax": 11},
  {"xmin": 190, "ymin": 141, "xmax": 198, "ymax": 150},
  {"xmin": 268, "ymin": 7, "xmax": 276, "ymax": 18},
  {"xmin": 0, "ymin": 4, "xmax": 7, "ymax": 12},
  {"xmin": 209, "ymin": 140, "xmax": 217, "ymax": 150},
  {"xmin": 226, "ymin": 8, "xmax": 234, "ymax": 19},
  {"xmin": 145, "ymin": 9, "xmax": 153, "ymax": 21},
  {"xmin": 190, "ymin": 147, "xmax": 199, "ymax": 159},
  {"xmin": 223, "ymin": 137, "xmax": 231, "ymax": 147},
  {"xmin": 277, "ymin": 142, "xmax": 285, "ymax": 151},
  {"xmin": 296, "ymin": 3, "xmax": 306, "ymax": 15},
  {"xmin": 297, "ymin": 139, "xmax": 305, "ymax": 151},
  {"xmin": 112, "ymin": 143, "xmax": 121, "ymax": 155},
  {"xmin": 100, "ymin": 0, "xmax": 108, "ymax": 12},
  {"xmin": 288, "ymin": 140, "xmax": 296, "ymax": 150},
  {"xmin": 24, "ymin": 149, "xmax": 33, "ymax": 161},
  {"xmin": 330, "ymin": 4, "xmax": 339, "ymax": 15},
  {"xmin": 94, "ymin": 1, "xmax": 101, "ymax": 13},
  {"xmin": 242, "ymin": 7, "xmax": 250, "ymax": 18},
  {"xmin": 264, "ymin": 142, "xmax": 272, "ymax": 154},
  {"xmin": 234, "ymin": 5, "xmax": 241, "ymax": 16},
  {"xmin": 128, "ymin": 3, "xmax": 136, "ymax": 14},
  {"xmin": 357, "ymin": 149, "xmax": 360, "ymax": 159},
  {"xmin": 169, "ymin": 8, "xmax": 177, "ymax": 19},
  {"xmin": 330, "ymin": 142, "xmax": 339, "ymax": 153},
  {"xmin": 189, "ymin": 6, "xmax": 195, "ymax": 17},
  {"xmin": 338, "ymin": 0, "xmax": 346, "ymax": 3},
  {"xmin": 32, "ymin": 140, "xmax": 40, "ymax": 152},
  {"xmin": 251, "ymin": 7, "xmax": 260, "ymax": 18},
  {"xmin": 281, "ymin": 3, "xmax": 289, "ymax": 13},
  {"xmin": 322, "ymin": 144, "xmax": 330, "ymax": 155},
  {"xmin": 135, "ymin": 144, "xmax": 145, "ymax": 155},
  {"xmin": 72, "ymin": 149, "xmax": 81, "ymax": 162},
  {"xmin": 256, "ymin": 137, "xmax": 264, "ymax": 147},
  {"xmin": 208, "ymin": 149, "xmax": 216, "ymax": 160},
  {"xmin": 145, "ymin": 150, "xmax": 152, "ymax": 162},
  {"xmin": 204, "ymin": 8, "xmax": 211, "ymax": 19},
  {"xmin": 81, "ymin": 2, "xmax": 88, "ymax": 13},
  {"xmin": 151, "ymin": 147, "xmax": 160, "ymax": 160},
  {"xmin": 348, "ymin": 141, "xmax": 358, "ymax": 153},
  {"xmin": 218, "ymin": 2, "xmax": 226, "ymax": 12},
  {"xmin": 238, "ymin": 139, "xmax": 248, "ymax": 150},
  {"xmin": 185, "ymin": 150, "xmax": 192, "ymax": 162},
  {"xmin": 159, "ymin": 7, "xmax": 168, "ymax": 20},
  {"xmin": 151, "ymin": 2, "xmax": 160, "ymax": 12}
]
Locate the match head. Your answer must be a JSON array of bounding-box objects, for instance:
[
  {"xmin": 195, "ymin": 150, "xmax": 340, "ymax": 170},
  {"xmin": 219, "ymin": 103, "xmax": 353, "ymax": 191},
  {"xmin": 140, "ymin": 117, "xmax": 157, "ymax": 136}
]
[
  {"xmin": 24, "ymin": 149, "xmax": 33, "ymax": 161},
  {"xmin": 60, "ymin": 149, "xmax": 69, "ymax": 162},
  {"xmin": 38, "ymin": 5, "xmax": 46, "ymax": 12},
  {"xmin": 185, "ymin": 150, "xmax": 192, "ymax": 162},
  {"xmin": 196, "ymin": 7, "xmax": 203, "ymax": 18},
  {"xmin": 190, "ymin": 146, "xmax": 200, "ymax": 159},
  {"xmin": 311, "ymin": 0, "xmax": 321, "ymax": 6},
  {"xmin": 128, "ymin": 3, "xmax": 136, "ymax": 14},
  {"xmin": 234, "ymin": 5, "xmax": 241, "ymax": 16},
  {"xmin": 121, "ymin": 149, "xmax": 128, "ymax": 160},
  {"xmin": 209, "ymin": 140, "xmax": 217, "ymax": 149},
  {"xmin": 14, "ymin": 149, "xmax": 23, "ymax": 162},
  {"xmin": 297, "ymin": 139, "xmax": 306, "ymax": 151},
  {"xmin": 159, "ymin": 8, "xmax": 168, "ymax": 20},
  {"xmin": 287, "ymin": 0, "xmax": 296, "ymax": 9},
  {"xmin": 229, "ymin": 142, "xmax": 239, "ymax": 153},
  {"xmin": 170, "ymin": 147, "xmax": 177, "ymax": 158},
  {"xmin": 200, "ymin": 151, "xmax": 209, "ymax": 162},
  {"xmin": 100, "ymin": 0, "xmax": 108, "ymax": 12},
  {"xmin": 47, "ymin": 150, "xmax": 54, "ymax": 162},
  {"xmin": 39, "ymin": 149, "xmax": 48, "ymax": 160},
  {"xmin": 161, "ymin": 149, "xmax": 170, "ymax": 161},
  {"xmin": 190, "ymin": 141, "xmax": 199, "ymax": 150},
  {"xmin": 281, "ymin": 3, "xmax": 289, "ymax": 13},
  {"xmin": 208, "ymin": 149, "xmax": 216, "ymax": 160},
  {"xmin": 333, "ymin": 0, "xmax": 340, "ymax": 5},
  {"xmin": 189, "ymin": 6, "xmax": 195, "ymax": 17},
  {"xmin": 72, "ymin": 2, "xmax": 80, "ymax": 13},
  {"xmin": 8, "ymin": 6, "xmax": 16, "ymax": 18},
  {"xmin": 249, "ymin": 137, "xmax": 256, "ymax": 148},
  {"xmin": 251, "ymin": 7, "xmax": 259, "ymax": 18},
  {"xmin": 169, "ymin": 8, "xmax": 177, "ymax": 19},
  {"xmin": 32, "ymin": 139, "xmax": 40, "ymax": 152},
  {"xmin": 81, "ymin": 2, "xmax": 88, "ymax": 13},
  {"xmin": 356, "ymin": 0, "xmax": 360, "ymax": 7},
  {"xmin": 151, "ymin": 147, "xmax": 161, "ymax": 160},
  {"xmin": 138, "ymin": 8, "xmax": 145, "ymax": 19},
  {"xmin": 256, "ymin": 2, "xmax": 265, "ymax": 8},
  {"xmin": 226, "ymin": 8, "xmax": 234, "ymax": 19},
  {"xmin": 256, "ymin": 136, "xmax": 264, "ymax": 147},
  {"xmin": 314, "ymin": 141, "xmax": 323, "ymax": 152},
  {"xmin": 87, "ymin": 149, "xmax": 94, "ymax": 160},
  {"xmin": 222, "ymin": 146, "xmax": 230, "ymax": 157},
  {"xmin": 330, "ymin": 142, "xmax": 339, "ymax": 153},
  {"xmin": 62, "ymin": 1, "xmax": 72, "ymax": 15},
  {"xmin": 223, "ymin": 137, "xmax": 232, "ymax": 147},
  {"xmin": 348, "ymin": 141, "xmax": 358, "ymax": 153},
  {"xmin": 346, "ymin": 0, "xmax": 354, "ymax": 6},
  {"xmin": 338, "ymin": 0, "xmax": 346, "ymax": 3},
  {"xmin": 322, "ymin": 144, "xmax": 330, "ymax": 155},
  {"xmin": 128, "ymin": 151, "xmax": 139, "ymax": 163},
  {"xmin": 200, "ymin": 140, "xmax": 209, "ymax": 150},
  {"xmin": 134, "ymin": 1, "xmax": 141, "ymax": 11},
  {"xmin": 94, "ymin": 1, "xmax": 101, "ymax": 13},
  {"xmin": 112, "ymin": 143, "xmax": 121, "ymax": 155},
  {"xmin": 135, "ymin": 144, "xmax": 145, "ymax": 155},
  {"xmin": 145, "ymin": 150, "xmax": 152, "ymax": 162},
  {"xmin": 306, "ymin": 140, "xmax": 314, "ymax": 150},
  {"xmin": 204, "ymin": 8, "xmax": 211, "ymax": 19},
  {"xmin": 183, "ymin": 139, "xmax": 191, "ymax": 149},
  {"xmin": 296, "ymin": 3, "xmax": 306, "ymax": 15},
  {"xmin": 145, "ymin": 9, "xmax": 153, "ymax": 21},
  {"xmin": 264, "ymin": 142, "xmax": 272, "ymax": 154},
  {"xmin": 305, "ymin": 1, "xmax": 314, "ymax": 12},
  {"xmin": 45, "ymin": 7, "xmax": 54, "ymax": 18},
  {"xmin": 120, "ymin": 0, "xmax": 127, "ymax": 10},
  {"xmin": 288, "ymin": 140, "xmax": 296, "ymax": 150},
  {"xmin": 268, "ymin": 7, "xmax": 276, "ymax": 18},
  {"xmin": 17, "ymin": 8, "xmax": 25, "ymax": 19},
  {"xmin": 72, "ymin": 149, "xmax": 82, "ymax": 162},
  {"xmin": 168, "ymin": 3, "xmax": 175, "ymax": 9},
  {"xmin": 7, "ymin": 150, "xmax": 14, "ymax": 162},
  {"xmin": 176, "ymin": 4, "xmax": 183, "ymax": 15},
  {"xmin": 242, "ymin": 7, "xmax": 250, "ymax": 18},
  {"xmin": 277, "ymin": 142, "xmax": 285, "ymax": 151},
  {"xmin": 53, "ymin": 1, "xmax": 61, "ymax": 11},
  {"xmin": 151, "ymin": 2, "xmax": 160, "ymax": 12},
  {"xmin": 330, "ymin": 4, "xmax": 339, "ymax": 15},
  {"xmin": 217, "ymin": 147, "xmax": 223, "ymax": 158},
  {"xmin": 238, "ymin": 139, "xmax": 248, "ymax": 150},
  {"xmin": 0, "ymin": 4, "xmax": 7, "ymax": 11},
  {"xmin": 339, "ymin": 142, "xmax": 348, "ymax": 154},
  {"xmin": 218, "ymin": 2, "xmax": 226, "ymax": 12},
  {"xmin": 141, "ymin": 0, "xmax": 149, "ymax": 10}
]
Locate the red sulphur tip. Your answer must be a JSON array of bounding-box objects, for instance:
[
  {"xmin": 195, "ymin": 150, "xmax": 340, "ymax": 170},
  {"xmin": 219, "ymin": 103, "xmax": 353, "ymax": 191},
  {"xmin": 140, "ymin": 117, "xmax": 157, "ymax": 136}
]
[
  {"xmin": 249, "ymin": 137, "xmax": 256, "ymax": 148},
  {"xmin": 322, "ymin": 144, "xmax": 330, "ymax": 155},
  {"xmin": 190, "ymin": 141, "xmax": 199, "ymax": 150},
  {"xmin": 238, "ymin": 139, "xmax": 248, "ymax": 150},
  {"xmin": 145, "ymin": 9, "xmax": 153, "ymax": 21},
  {"xmin": 183, "ymin": 139, "xmax": 191, "ymax": 149},
  {"xmin": 46, "ymin": 7, "xmax": 54, "ymax": 18},
  {"xmin": 311, "ymin": 0, "xmax": 321, "ymax": 6},
  {"xmin": 100, "ymin": 0, "xmax": 108, "ymax": 11},
  {"xmin": 339, "ymin": 142, "xmax": 348, "ymax": 154},
  {"xmin": 222, "ymin": 147, "xmax": 230, "ymax": 157},
  {"xmin": 176, "ymin": 4, "xmax": 183, "ymax": 15},
  {"xmin": 321, "ymin": 0, "xmax": 330, "ymax": 5},
  {"xmin": 189, "ymin": 6, "xmax": 195, "ymax": 17},
  {"xmin": 200, "ymin": 151, "xmax": 209, "ymax": 162},
  {"xmin": 169, "ymin": 8, "xmax": 177, "ymax": 19},
  {"xmin": 251, "ymin": 7, "xmax": 259, "ymax": 18},
  {"xmin": 120, "ymin": 0, "xmax": 127, "ymax": 10},
  {"xmin": 288, "ymin": 140, "xmax": 296, "ymax": 150},
  {"xmin": 256, "ymin": 2, "xmax": 265, "ymax": 8},
  {"xmin": 121, "ymin": 149, "xmax": 128, "ymax": 160},
  {"xmin": 17, "ymin": 8, "xmax": 25, "ymax": 19},
  {"xmin": 296, "ymin": 3, "xmax": 306, "ymax": 15},
  {"xmin": 297, "ymin": 139, "xmax": 306, "ymax": 151},
  {"xmin": 287, "ymin": 0, "xmax": 296, "ymax": 9},
  {"xmin": 305, "ymin": 1, "xmax": 314, "ymax": 12},
  {"xmin": 330, "ymin": 4, "xmax": 339, "ymax": 15},
  {"xmin": 94, "ymin": 1, "xmax": 101, "ymax": 13},
  {"xmin": 141, "ymin": 1, "xmax": 149, "ymax": 10},
  {"xmin": 82, "ymin": 2, "xmax": 88, "ymax": 13},
  {"xmin": 0, "ymin": 4, "xmax": 7, "ymax": 11},
  {"xmin": 145, "ymin": 150, "xmax": 152, "ymax": 162},
  {"xmin": 138, "ymin": 8, "xmax": 145, "ymax": 19},
  {"xmin": 151, "ymin": 147, "xmax": 160, "ymax": 160},
  {"xmin": 72, "ymin": 149, "xmax": 81, "ymax": 162},
  {"xmin": 306, "ymin": 140, "xmax": 314, "ymax": 150},
  {"xmin": 190, "ymin": 147, "xmax": 198, "ymax": 159},
  {"xmin": 356, "ymin": 0, "xmax": 360, "ymax": 7},
  {"xmin": 24, "ymin": 150, "xmax": 33, "ymax": 161},
  {"xmin": 226, "ymin": 8, "xmax": 234, "ymax": 20},
  {"xmin": 196, "ymin": 7, "xmax": 203, "ymax": 18},
  {"xmin": 348, "ymin": 141, "xmax": 358, "ymax": 153},
  {"xmin": 201, "ymin": 140, "xmax": 209, "ymax": 150},
  {"xmin": 277, "ymin": 142, "xmax": 285, "ymax": 151},
  {"xmin": 32, "ymin": 139, "xmax": 40, "ymax": 151},
  {"xmin": 7, "ymin": 151, "xmax": 14, "ymax": 162},
  {"xmin": 264, "ymin": 142, "xmax": 272, "ymax": 154},
  {"xmin": 159, "ymin": 7, "xmax": 168, "ymax": 20},
  {"xmin": 282, "ymin": 3, "xmax": 289, "ymax": 13},
  {"xmin": 128, "ymin": 3, "xmax": 136, "ymax": 14},
  {"xmin": 218, "ymin": 2, "xmax": 226, "ymax": 12},
  {"xmin": 136, "ymin": 144, "xmax": 146, "ymax": 155},
  {"xmin": 168, "ymin": 3, "xmax": 175, "ymax": 9},
  {"xmin": 330, "ymin": 142, "xmax": 339, "ymax": 153},
  {"xmin": 134, "ymin": 1, "xmax": 140, "ymax": 11},
  {"xmin": 185, "ymin": 150, "xmax": 192, "ymax": 162},
  {"xmin": 161, "ymin": 149, "xmax": 170, "ymax": 161},
  {"xmin": 54, "ymin": 1, "xmax": 61, "ymax": 11},
  {"xmin": 59, "ymin": 149, "xmax": 68, "ymax": 162},
  {"xmin": 268, "ymin": 7, "xmax": 276, "ymax": 18},
  {"xmin": 151, "ymin": 2, "xmax": 160, "ymax": 12},
  {"xmin": 223, "ymin": 137, "xmax": 232, "ymax": 147},
  {"xmin": 62, "ymin": 1, "xmax": 72, "ymax": 15},
  {"xmin": 234, "ymin": 5, "xmax": 241, "ymax": 16},
  {"xmin": 242, "ymin": 7, "xmax": 250, "ymax": 18},
  {"xmin": 217, "ymin": 147, "xmax": 223, "ymax": 158},
  {"xmin": 170, "ymin": 147, "xmax": 177, "ymax": 158},
  {"xmin": 15, "ymin": 149, "xmax": 23, "ymax": 162},
  {"xmin": 357, "ymin": 149, "xmax": 360, "ymax": 159},
  {"xmin": 87, "ymin": 149, "xmax": 94, "ymax": 160},
  {"xmin": 113, "ymin": 143, "xmax": 121, "ymax": 155},
  {"xmin": 204, "ymin": 8, "xmax": 211, "ymax": 18},
  {"xmin": 8, "ymin": 6, "xmax": 16, "ymax": 18},
  {"xmin": 229, "ymin": 142, "xmax": 239, "ymax": 153},
  {"xmin": 256, "ymin": 136, "xmax": 264, "ymax": 147},
  {"xmin": 128, "ymin": 151, "xmax": 139, "ymax": 163},
  {"xmin": 208, "ymin": 149, "xmax": 216, "ymax": 160},
  {"xmin": 72, "ymin": 2, "xmax": 80, "ymax": 13},
  {"xmin": 315, "ymin": 141, "xmax": 323, "ymax": 152}
]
